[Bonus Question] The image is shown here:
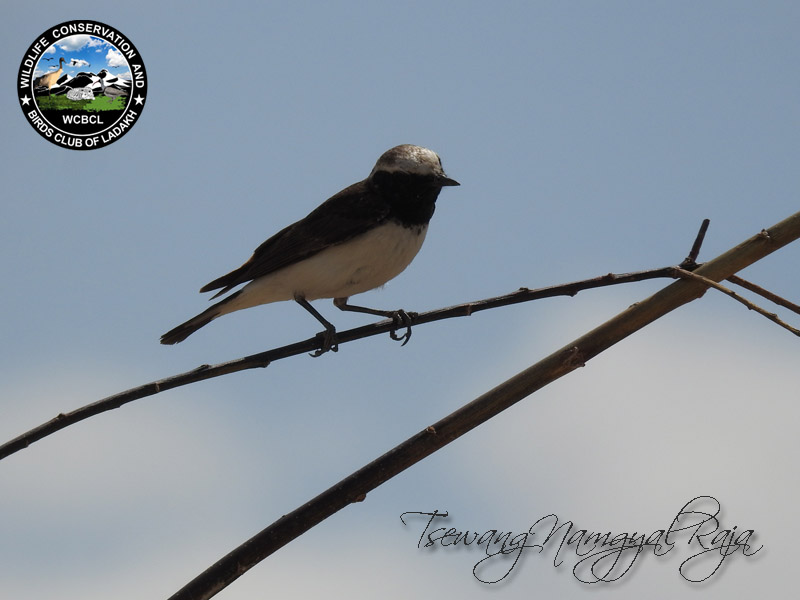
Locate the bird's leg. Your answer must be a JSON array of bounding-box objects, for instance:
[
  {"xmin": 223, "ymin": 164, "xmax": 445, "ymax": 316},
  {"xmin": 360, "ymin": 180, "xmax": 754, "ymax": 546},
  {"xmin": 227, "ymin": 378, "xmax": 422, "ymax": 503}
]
[
  {"xmin": 295, "ymin": 296, "xmax": 338, "ymax": 356},
  {"xmin": 333, "ymin": 297, "xmax": 416, "ymax": 347}
]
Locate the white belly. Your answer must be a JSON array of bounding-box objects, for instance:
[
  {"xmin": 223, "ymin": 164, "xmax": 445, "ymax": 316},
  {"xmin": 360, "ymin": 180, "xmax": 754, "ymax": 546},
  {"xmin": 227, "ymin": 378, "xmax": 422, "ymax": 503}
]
[{"xmin": 221, "ymin": 222, "xmax": 428, "ymax": 315}]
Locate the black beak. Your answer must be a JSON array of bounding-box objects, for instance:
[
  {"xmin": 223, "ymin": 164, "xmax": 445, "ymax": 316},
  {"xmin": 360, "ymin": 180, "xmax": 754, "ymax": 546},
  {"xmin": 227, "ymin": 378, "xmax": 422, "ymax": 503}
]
[{"xmin": 438, "ymin": 176, "xmax": 460, "ymax": 187}]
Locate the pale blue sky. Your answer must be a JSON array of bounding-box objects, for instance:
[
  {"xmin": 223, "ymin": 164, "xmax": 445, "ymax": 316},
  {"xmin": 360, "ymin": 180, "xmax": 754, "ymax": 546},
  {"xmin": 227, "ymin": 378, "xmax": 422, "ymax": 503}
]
[
  {"xmin": 33, "ymin": 34, "xmax": 132, "ymax": 80},
  {"xmin": 2, "ymin": 2, "xmax": 799, "ymax": 599}
]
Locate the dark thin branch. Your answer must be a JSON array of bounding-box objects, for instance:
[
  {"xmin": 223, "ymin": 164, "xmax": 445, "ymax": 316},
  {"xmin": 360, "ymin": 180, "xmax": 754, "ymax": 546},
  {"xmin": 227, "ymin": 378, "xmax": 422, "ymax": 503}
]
[
  {"xmin": 675, "ymin": 268, "xmax": 800, "ymax": 336},
  {"xmin": 0, "ymin": 266, "xmax": 676, "ymax": 462},
  {"xmin": 168, "ymin": 210, "xmax": 800, "ymax": 600},
  {"xmin": 0, "ymin": 218, "xmax": 748, "ymax": 463},
  {"xmin": 727, "ymin": 274, "xmax": 800, "ymax": 317},
  {"xmin": 683, "ymin": 217, "xmax": 710, "ymax": 266}
]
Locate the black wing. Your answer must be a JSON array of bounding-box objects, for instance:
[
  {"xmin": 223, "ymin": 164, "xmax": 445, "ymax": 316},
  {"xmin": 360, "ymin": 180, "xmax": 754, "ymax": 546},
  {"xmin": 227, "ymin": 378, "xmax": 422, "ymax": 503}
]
[{"xmin": 200, "ymin": 180, "xmax": 390, "ymax": 298}]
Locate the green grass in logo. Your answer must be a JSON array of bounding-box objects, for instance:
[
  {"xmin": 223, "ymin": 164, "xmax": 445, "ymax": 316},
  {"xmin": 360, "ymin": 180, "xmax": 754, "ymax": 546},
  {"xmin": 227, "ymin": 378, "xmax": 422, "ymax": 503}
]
[{"xmin": 36, "ymin": 95, "xmax": 127, "ymax": 111}]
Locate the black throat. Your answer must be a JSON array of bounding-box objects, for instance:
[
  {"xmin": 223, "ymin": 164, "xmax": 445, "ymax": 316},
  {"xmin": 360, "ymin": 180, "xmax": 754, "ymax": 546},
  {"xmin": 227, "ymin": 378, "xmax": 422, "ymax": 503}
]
[{"xmin": 370, "ymin": 171, "xmax": 443, "ymax": 227}]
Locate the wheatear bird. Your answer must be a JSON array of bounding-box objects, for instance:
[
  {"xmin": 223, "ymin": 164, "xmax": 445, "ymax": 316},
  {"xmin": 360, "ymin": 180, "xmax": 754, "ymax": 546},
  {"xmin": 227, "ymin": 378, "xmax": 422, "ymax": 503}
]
[{"xmin": 160, "ymin": 144, "xmax": 459, "ymax": 352}]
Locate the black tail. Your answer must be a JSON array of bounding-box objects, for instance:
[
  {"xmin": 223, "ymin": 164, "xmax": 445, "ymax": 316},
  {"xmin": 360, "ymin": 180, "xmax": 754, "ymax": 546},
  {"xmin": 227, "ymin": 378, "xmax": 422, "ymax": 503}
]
[
  {"xmin": 160, "ymin": 307, "xmax": 218, "ymax": 345},
  {"xmin": 199, "ymin": 263, "xmax": 249, "ymax": 299},
  {"xmin": 161, "ymin": 289, "xmax": 245, "ymax": 345}
]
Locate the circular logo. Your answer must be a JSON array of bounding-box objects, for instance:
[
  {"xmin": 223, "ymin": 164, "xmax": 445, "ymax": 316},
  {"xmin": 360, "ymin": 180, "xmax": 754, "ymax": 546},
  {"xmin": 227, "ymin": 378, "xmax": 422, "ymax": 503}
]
[{"xmin": 17, "ymin": 20, "xmax": 147, "ymax": 150}]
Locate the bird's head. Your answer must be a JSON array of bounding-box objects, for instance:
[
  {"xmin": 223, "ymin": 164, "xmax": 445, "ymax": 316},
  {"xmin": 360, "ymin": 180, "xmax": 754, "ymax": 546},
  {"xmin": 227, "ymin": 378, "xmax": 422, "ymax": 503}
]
[{"xmin": 368, "ymin": 145, "xmax": 460, "ymax": 190}]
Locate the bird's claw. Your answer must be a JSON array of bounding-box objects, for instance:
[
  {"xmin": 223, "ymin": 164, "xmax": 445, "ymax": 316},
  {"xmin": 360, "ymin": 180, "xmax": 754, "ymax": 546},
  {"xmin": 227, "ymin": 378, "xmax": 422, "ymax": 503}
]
[
  {"xmin": 389, "ymin": 310, "xmax": 416, "ymax": 347},
  {"xmin": 310, "ymin": 328, "xmax": 339, "ymax": 357}
]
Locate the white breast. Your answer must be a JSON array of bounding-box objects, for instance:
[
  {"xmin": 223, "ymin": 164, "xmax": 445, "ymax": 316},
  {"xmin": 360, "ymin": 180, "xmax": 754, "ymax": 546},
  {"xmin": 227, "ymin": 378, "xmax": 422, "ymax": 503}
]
[{"xmin": 221, "ymin": 222, "xmax": 428, "ymax": 315}]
